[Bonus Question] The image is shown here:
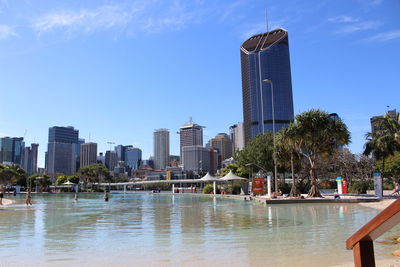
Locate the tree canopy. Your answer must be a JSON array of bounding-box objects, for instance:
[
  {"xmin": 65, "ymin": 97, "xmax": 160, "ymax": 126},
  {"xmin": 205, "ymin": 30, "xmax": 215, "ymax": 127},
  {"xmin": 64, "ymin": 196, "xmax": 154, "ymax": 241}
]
[{"xmin": 285, "ymin": 109, "xmax": 351, "ymax": 197}]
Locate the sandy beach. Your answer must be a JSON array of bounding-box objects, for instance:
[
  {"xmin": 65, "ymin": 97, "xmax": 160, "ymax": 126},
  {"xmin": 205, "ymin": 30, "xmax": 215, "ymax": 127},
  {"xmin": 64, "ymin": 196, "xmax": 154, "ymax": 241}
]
[
  {"xmin": 359, "ymin": 199, "xmax": 397, "ymax": 210},
  {"xmin": 1, "ymin": 198, "xmax": 14, "ymax": 206}
]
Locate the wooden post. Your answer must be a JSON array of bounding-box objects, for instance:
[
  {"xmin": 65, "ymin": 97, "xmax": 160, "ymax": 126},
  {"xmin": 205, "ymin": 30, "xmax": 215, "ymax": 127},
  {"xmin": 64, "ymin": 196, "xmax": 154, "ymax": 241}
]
[{"xmin": 353, "ymin": 241, "xmax": 375, "ymax": 267}]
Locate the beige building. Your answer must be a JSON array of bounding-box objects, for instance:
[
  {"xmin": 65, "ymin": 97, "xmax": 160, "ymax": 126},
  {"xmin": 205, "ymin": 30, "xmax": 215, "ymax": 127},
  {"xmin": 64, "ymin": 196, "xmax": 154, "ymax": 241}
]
[
  {"xmin": 210, "ymin": 133, "xmax": 232, "ymax": 161},
  {"xmin": 80, "ymin": 142, "xmax": 98, "ymax": 168}
]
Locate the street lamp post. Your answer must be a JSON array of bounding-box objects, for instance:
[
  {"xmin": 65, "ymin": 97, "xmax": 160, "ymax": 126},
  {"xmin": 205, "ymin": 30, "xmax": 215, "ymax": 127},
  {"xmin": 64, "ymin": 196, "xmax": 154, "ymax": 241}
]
[{"xmin": 262, "ymin": 79, "xmax": 278, "ymax": 193}]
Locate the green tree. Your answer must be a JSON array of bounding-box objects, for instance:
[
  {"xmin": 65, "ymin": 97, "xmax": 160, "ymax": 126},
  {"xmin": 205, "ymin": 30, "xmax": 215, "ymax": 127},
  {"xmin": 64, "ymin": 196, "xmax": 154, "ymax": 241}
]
[
  {"xmin": 234, "ymin": 132, "xmax": 274, "ymax": 174},
  {"xmin": 220, "ymin": 164, "xmax": 250, "ymax": 178},
  {"xmin": 67, "ymin": 175, "xmax": 80, "ymax": 184},
  {"xmin": 78, "ymin": 163, "xmax": 111, "ymax": 185},
  {"xmin": 276, "ymin": 128, "xmax": 302, "ymax": 197},
  {"xmin": 286, "ymin": 110, "xmax": 351, "ymax": 197},
  {"xmin": 364, "ymin": 112, "xmax": 400, "ymax": 177},
  {"xmin": 376, "ymin": 152, "xmax": 400, "ymax": 179},
  {"xmin": 56, "ymin": 175, "xmax": 68, "ymax": 185},
  {"xmin": 0, "ymin": 164, "xmax": 27, "ymax": 185}
]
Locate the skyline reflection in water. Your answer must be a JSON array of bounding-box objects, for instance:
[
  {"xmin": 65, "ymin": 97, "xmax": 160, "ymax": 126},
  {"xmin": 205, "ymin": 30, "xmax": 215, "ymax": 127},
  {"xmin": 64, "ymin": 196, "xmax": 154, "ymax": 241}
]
[{"xmin": 0, "ymin": 193, "xmax": 394, "ymax": 267}]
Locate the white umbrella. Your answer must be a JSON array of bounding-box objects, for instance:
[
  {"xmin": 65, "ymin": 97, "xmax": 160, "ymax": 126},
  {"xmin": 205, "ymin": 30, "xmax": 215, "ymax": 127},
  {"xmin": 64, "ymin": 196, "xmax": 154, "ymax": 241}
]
[
  {"xmin": 220, "ymin": 171, "xmax": 247, "ymax": 181},
  {"xmin": 63, "ymin": 181, "xmax": 75, "ymax": 185},
  {"xmin": 200, "ymin": 172, "xmax": 219, "ymax": 181}
]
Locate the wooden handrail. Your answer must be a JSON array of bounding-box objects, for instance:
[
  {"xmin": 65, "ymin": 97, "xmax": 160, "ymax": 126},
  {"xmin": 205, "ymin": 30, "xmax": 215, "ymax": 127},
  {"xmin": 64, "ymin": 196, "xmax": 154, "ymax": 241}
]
[{"xmin": 346, "ymin": 199, "xmax": 400, "ymax": 267}]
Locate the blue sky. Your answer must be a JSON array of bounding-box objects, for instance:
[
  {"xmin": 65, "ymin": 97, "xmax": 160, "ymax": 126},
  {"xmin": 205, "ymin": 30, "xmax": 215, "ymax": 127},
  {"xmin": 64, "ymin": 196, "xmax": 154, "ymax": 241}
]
[{"xmin": 1, "ymin": 0, "xmax": 399, "ymax": 168}]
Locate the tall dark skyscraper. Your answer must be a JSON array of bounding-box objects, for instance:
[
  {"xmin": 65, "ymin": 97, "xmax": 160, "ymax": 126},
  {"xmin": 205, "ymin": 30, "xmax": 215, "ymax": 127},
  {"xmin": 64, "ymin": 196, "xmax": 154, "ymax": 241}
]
[
  {"xmin": 0, "ymin": 137, "xmax": 24, "ymax": 164},
  {"xmin": 47, "ymin": 126, "xmax": 79, "ymax": 177},
  {"xmin": 240, "ymin": 28, "xmax": 294, "ymax": 145}
]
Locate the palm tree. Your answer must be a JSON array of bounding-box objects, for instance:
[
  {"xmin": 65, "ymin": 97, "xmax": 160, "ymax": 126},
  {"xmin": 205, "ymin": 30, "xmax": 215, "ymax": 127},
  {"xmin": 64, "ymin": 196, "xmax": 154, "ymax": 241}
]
[
  {"xmin": 0, "ymin": 164, "xmax": 27, "ymax": 185},
  {"xmin": 276, "ymin": 127, "xmax": 300, "ymax": 197},
  {"xmin": 364, "ymin": 111, "xmax": 400, "ymax": 176},
  {"xmin": 286, "ymin": 110, "xmax": 351, "ymax": 197}
]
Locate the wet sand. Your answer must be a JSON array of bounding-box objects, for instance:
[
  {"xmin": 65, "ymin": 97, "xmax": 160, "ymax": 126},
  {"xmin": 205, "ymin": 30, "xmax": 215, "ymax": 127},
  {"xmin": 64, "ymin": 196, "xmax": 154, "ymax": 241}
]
[
  {"xmin": 358, "ymin": 199, "xmax": 397, "ymax": 210},
  {"xmin": 1, "ymin": 198, "xmax": 14, "ymax": 206}
]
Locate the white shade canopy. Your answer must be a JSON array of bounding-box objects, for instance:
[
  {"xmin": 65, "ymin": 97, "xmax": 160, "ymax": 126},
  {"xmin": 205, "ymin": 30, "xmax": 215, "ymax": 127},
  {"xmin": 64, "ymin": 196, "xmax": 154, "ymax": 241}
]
[
  {"xmin": 220, "ymin": 171, "xmax": 247, "ymax": 181},
  {"xmin": 63, "ymin": 181, "xmax": 75, "ymax": 185},
  {"xmin": 200, "ymin": 172, "xmax": 219, "ymax": 181}
]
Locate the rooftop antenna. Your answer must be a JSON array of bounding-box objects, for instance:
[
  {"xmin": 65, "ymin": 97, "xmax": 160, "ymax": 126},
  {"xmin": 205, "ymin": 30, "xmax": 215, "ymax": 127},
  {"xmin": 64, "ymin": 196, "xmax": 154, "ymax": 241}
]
[
  {"xmin": 266, "ymin": 8, "xmax": 268, "ymax": 32},
  {"xmin": 189, "ymin": 116, "xmax": 193, "ymax": 124},
  {"xmin": 89, "ymin": 132, "xmax": 91, "ymax": 142}
]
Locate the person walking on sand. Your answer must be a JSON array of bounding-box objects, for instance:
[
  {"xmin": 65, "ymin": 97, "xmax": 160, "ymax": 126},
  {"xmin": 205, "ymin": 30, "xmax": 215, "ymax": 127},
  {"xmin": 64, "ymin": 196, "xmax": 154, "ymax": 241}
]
[
  {"xmin": 392, "ymin": 180, "xmax": 400, "ymax": 195},
  {"xmin": 26, "ymin": 188, "xmax": 32, "ymax": 206},
  {"xmin": 0, "ymin": 185, "xmax": 4, "ymax": 205}
]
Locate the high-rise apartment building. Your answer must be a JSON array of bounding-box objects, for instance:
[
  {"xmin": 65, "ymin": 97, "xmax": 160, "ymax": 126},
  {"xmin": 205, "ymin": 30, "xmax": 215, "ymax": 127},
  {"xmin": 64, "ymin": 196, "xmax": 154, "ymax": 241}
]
[
  {"xmin": 21, "ymin": 143, "xmax": 39, "ymax": 175},
  {"xmin": 241, "ymin": 28, "xmax": 294, "ymax": 145},
  {"xmin": 0, "ymin": 137, "xmax": 24, "ymax": 164},
  {"xmin": 153, "ymin": 129, "xmax": 170, "ymax": 170},
  {"xmin": 229, "ymin": 122, "xmax": 245, "ymax": 152},
  {"xmin": 46, "ymin": 126, "xmax": 79, "ymax": 177},
  {"xmin": 105, "ymin": 150, "xmax": 118, "ymax": 171},
  {"xmin": 125, "ymin": 147, "xmax": 142, "ymax": 171},
  {"xmin": 210, "ymin": 133, "xmax": 233, "ymax": 161},
  {"xmin": 80, "ymin": 142, "xmax": 98, "ymax": 168},
  {"xmin": 179, "ymin": 119, "xmax": 204, "ymax": 165}
]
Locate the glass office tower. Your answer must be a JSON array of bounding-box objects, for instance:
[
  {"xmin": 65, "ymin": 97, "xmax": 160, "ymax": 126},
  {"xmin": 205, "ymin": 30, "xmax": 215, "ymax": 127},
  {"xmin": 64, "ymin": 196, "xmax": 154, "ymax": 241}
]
[{"xmin": 240, "ymin": 28, "xmax": 294, "ymax": 145}]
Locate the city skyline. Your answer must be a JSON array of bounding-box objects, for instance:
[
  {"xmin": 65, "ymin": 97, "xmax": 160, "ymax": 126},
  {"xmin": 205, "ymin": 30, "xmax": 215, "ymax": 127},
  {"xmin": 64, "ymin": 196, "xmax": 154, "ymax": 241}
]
[{"xmin": 1, "ymin": 0, "xmax": 399, "ymax": 168}]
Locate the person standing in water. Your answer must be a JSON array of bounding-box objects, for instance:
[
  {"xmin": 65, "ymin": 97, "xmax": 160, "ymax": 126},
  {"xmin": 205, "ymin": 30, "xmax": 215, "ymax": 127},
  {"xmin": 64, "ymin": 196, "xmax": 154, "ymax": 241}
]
[
  {"xmin": 26, "ymin": 188, "xmax": 32, "ymax": 206},
  {"xmin": 74, "ymin": 193, "xmax": 78, "ymax": 201},
  {"xmin": 0, "ymin": 185, "xmax": 4, "ymax": 205},
  {"xmin": 104, "ymin": 191, "xmax": 109, "ymax": 202}
]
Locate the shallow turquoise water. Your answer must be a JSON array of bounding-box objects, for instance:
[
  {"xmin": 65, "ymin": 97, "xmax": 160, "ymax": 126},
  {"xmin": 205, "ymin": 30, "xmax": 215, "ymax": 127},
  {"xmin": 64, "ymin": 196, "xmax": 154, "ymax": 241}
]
[{"xmin": 0, "ymin": 193, "xmax": 397, "ymax": 266}]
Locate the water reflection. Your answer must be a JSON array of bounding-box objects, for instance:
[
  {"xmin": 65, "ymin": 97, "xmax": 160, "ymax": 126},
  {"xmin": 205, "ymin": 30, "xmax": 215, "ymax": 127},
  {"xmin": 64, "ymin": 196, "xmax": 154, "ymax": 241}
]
[{"xmin": 0, "ymin": 194, "xmax": 386, "ymax": 266}]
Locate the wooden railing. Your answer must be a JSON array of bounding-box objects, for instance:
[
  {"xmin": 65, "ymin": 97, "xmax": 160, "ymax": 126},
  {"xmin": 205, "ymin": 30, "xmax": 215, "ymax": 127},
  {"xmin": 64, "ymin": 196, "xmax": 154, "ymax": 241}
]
[{"xmin": 346, "ymin": 199, "xmax": 400, "ymax": 267}]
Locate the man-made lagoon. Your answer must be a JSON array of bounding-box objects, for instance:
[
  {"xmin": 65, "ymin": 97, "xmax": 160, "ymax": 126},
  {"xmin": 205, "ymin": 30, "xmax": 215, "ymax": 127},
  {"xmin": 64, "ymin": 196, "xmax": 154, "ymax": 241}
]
[{"xmin": 0, "ymin": 193, "xmax": 397, "ymax": 266}]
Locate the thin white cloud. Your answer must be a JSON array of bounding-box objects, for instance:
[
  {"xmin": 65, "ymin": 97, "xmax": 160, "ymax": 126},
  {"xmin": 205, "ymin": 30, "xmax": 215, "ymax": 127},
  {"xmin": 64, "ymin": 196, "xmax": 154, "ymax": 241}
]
[
  {"xmin": 327, "ymin": 15, "xmax": 359, "ymax": 23},
  {"xmin": 365, "ymin": 30, "xmax": 400, "ymax": 42},
  {"xmin": 32, "ymin": 1, "xmax": 203, "ymax": 38},
  {"xmin": 335, "ymin": 21, "xmax": 381, "ymax": 34},
  {"xmin": 33, "ymin": 5, "xmax": 137, "ymax": 35},
  {"xmin": 0, "ymin": 24, "xmax": 17, "ymax": 40}
]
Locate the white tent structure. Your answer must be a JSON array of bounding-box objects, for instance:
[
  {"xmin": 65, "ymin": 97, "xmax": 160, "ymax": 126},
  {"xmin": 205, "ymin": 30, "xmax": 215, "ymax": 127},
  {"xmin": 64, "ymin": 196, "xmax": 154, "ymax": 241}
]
[
  {"xmin": 63, "ymin": 181, "xmax": 75, "ymax": 185},
  {"xmin": 200, "ymin": 172, "xmax": 219, "ymax": 195},
  {"xmin": 220, "ymin": 171, "xmax": 247, "ymax": 181}
]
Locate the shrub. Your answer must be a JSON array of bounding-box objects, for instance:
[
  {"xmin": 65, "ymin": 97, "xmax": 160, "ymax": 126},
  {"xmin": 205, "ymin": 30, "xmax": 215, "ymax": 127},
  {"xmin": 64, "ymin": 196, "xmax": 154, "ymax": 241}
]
[
  {"xmin": 349, "ymin": 180, "xmax": 373, "ymax": 194},
  {"xmin": 279, "ymin": 183, "xmax": 291, "ymax": 194},
  {"xmin": 383, "ymin": 183, "xmax": 394, "ymax": 190},
  {"xmin": 203, "ymin": 184, "xmax": 214, "ymax": 194}
]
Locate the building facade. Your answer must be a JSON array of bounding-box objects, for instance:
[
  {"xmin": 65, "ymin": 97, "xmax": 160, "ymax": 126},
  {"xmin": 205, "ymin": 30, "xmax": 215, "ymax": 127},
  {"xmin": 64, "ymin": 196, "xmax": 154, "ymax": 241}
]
[
  {"xmin": 179, "ymin": 119, "xmax": 204, "ymax": 165},
  {"xmin": 153, "ymin": 129, "xmax": 170, "ymax": 170},
  {"xmin": 80, "ymin": 142, "xmax": 98, "ymax": 168},
  {"xmin": 229, "ymin": 122, "xmax": 245, "ymax": 152},
  {"xmin": 105, "ymin": 150, "xmax": 118, "ymax": 171},
  {"xmin": 0, "ymin": 137, "xmax": 25, "ymax": 164},
  {"xmin": 125, "ymin": 147, "xmax": 142, "ymax": 171},
  {"xmin": 46, "ymin": 126, "xmax": 79, "ymax": 177},
  {"xmin": 21, "ymin": 143, "xmax": 39, "ymax": 175},
  {"xmin": 210, "ymin": 133, "xmax": 233, "ymax": 162},
  {"xmin": 370, "ymin": 109, "xmax": 397, "ymax": 133},
  {"xmin": 182, "ymin": 146, "xmax": 218, "ymax": 174},
  {"xmin": 241, "ymin": 28, "xmax": 294, "ymax": 145}
]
